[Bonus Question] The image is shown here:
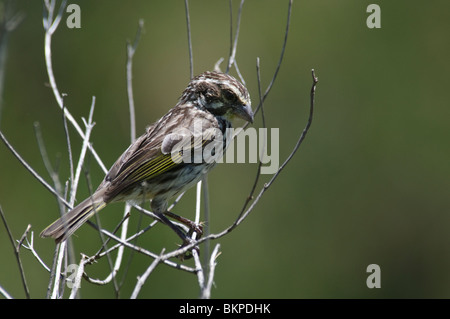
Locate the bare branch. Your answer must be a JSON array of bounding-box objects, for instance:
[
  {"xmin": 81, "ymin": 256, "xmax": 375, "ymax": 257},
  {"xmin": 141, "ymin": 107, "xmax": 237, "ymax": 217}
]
[
  {"xmin": 192, "ymin": 181, "xmax": 205, "ymax": 293},
  {"xmin": 228, "ymin": 57, "xmax": 267, "ymax": 228},
  {"xmin": 0, "ymin": 0, "xmax": 24, "ymax": 126},
  {"xmin": 68, "ymin": 254, "xmax": 88, "ymax": 299},
  {"xmin": 0, "ymin": 130, "xmax": 72, "ymax": 209},
  {"xmin": 121, "ymin": 20, "xmax": 146, "ymax": 286},
  {"xmin": 70, "ymin": 97, "xmax": 96, "ymax": 206},
  {"xmin": 262, "ymin": 0, "xmax": 292, "ymax": 100},
  {"xmin": 82, "ymin": 209, "xmax": 131, "ymax": 286},
  {"xmin": 201, "ymin": 176, "xmax": 211, "ymax": 270},
  {"xmin": 86, "ymin": 226, "xmax": 196, "ymax": 273},
  {"xmin": 126, "ymin": 19, "xmax": 144, "ymax": 143},
  {"xmin": 200, "ymin": 243, "xmax": 221, "ymax": 299},
  {"xmin": 226, "ymin": 0, "xmax": 245, "ymax": 74},
  {"xmin": 184, "ymin": 0, "xmax": 193, "ymax": 78},
  {"xmin": 214, "ymin": 57, "xmax": 225, "ymax": 73},
  {"xmin": 61, "ymin": 99, "xmax": 74, "ymax": 194},
  {"xmin": 50, "ymin": 242, "xmax": 66, "ymax": 299},
  {"xmin": 0, "ymin": 206, "xmax": 31, "ymax": 298},
  {"xmin": 45, "ymin": 240, "xmax": 61, "ymax": 298},
  {"xmin": 130, "ymin": 249, "xmax": 165, "ymax": 299},
  {"xmin": 20, "ymin": 231, "xmax": 51, "ymax": 273},
  {"xmin": 82, "ymin": 167, "xmax": 120, "ymax": 297},
  {"xmin": 43, "ymin": 0, "xmax": 107, "ymax": 173},
  {"xmin": 33, "ymin": 122, "xmax": 67, "ymax": 216},
  {"xmin": 0, "ymin": 284, "xmax": 13, "ymax": 299},
  {"xmin": 246, "ymin": 0, "xmax": 293, "ymax": 123}
]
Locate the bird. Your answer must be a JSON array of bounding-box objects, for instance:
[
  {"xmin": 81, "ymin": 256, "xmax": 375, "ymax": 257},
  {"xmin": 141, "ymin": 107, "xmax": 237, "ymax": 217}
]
[{"xmin": 40, "ymin": 71, "xmax": 253, "ymax": 246}]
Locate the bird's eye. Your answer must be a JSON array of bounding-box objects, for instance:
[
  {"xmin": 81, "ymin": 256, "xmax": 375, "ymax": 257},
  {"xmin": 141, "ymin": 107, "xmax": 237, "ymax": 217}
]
[{"xmin": 223, "ymin": 89, "xmax": 235, "ymax": 101}]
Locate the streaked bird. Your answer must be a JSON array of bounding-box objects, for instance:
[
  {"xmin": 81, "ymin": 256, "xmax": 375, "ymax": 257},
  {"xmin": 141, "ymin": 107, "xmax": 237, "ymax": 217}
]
[{"xmin": 41, "ymin": 71, "xmax": 253, "ymax": 246}]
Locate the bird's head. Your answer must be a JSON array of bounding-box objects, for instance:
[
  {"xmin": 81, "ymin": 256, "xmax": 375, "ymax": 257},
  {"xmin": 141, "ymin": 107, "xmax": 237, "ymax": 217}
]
[{"xmin": 180, "ymin": 71, "xmax": 253, "ymax": 123}]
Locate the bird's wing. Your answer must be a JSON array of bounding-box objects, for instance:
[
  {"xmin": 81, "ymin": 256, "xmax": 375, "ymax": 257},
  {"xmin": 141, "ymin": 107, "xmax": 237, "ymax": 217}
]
[{"xmin": 102, "ymin": 113, "xmax": 218, "ymax": 201}]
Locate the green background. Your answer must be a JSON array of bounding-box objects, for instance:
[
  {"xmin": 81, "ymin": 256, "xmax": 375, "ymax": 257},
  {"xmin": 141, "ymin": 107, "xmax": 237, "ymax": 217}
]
[{"xmin": 1, "ymin": 0, "xmax": 449, "ymax": 298}]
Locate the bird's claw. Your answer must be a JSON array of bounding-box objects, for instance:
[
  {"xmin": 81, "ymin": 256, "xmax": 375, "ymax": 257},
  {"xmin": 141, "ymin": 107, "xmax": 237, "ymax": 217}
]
[{"xmin": 177, "ymin": 238, "xmax": 200, "ymax": 261}]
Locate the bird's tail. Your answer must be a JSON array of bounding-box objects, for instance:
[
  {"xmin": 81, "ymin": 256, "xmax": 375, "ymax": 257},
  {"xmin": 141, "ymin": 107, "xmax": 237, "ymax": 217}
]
[{"xmin": 40, "ymin": 191, "xmax": 107, "ymax": 243}]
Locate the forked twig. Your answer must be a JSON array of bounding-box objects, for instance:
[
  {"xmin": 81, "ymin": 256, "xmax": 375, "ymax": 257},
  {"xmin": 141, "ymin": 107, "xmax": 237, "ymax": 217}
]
[
  {"xmin": 226, "ymin": 0, "xmax": 245, "ymax": 74},
  {"xmin": 21, "ymin": 232, "xmax": 51, "ymax": 273},
  {"xmin": 130, "ymin": 249, "xmax": 165, "ymax": 299},
  {"xmin": 0, "ymin": 206, "xmax": 31, "ymax": 298},
  {"xmin": 201, "ymin": 243, "xmax": 221, "ymax": 299}
]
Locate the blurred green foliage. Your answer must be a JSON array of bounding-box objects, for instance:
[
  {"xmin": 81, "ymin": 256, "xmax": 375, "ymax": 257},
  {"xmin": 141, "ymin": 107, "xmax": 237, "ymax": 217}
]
[{"xmin": 1, "ymin": 0, "xmax": 450, "ymax": 298}]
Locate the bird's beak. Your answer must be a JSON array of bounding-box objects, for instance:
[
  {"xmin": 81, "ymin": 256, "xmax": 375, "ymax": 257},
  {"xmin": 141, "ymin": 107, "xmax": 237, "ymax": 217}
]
[{"xmin": 234, "ymin": 104, "xmax": 254, "ymax": 124}]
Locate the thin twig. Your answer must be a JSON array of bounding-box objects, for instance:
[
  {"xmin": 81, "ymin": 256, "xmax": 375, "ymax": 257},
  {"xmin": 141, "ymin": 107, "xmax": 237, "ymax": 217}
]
[
  {"xmin": 0, "ymin": 206, "xmax": 31, "ymax": 298},
  {"xmin": 226, "ymin": 0, "xmax": 245, "ymax": 74},
  {"xmin": 184, "ymin": 0, "xmax": 193, "ymax": 78},
  {"xmin": 45, "ymin": 240, "xmax": 61, "ymax": 298},
  {"xmin": 121, "ymin": 20, "xmax": 145, "ymax": 288},
  {"xmin": 83, "ymin": 210, "xmax": 131, "ymax": 286},
  {"xmin": 67, "ymin": 97, "xmax": 96, "ymax": 268},
  {"xmin": 92, "ymin": 210, "xmax": 131, "ymax": 259},
  {"xmin": 61, "ymin": 97, "xmax": 74, "ymax": 192},
  {"xmin": 230, "ymin": 57, "xmax": 266, "ymax": 227},
  {"xmin": 126, "ymin": 19, "xmax": 144, "ymax": 143},
  {"xmin": 0, "ymin": 0, "xmax": 24, "ymax": 126},
  {"xmin": 192, "ymin": 181, "xmax": 205, "ymax": 294},
  {"xmin": 50, "ymin": 241, "xmax": 66, "ymax": 299},
  {"xmin": 200, "ymin": 243, "xmax": 221, "ymax": 299},
  {"xmin": 262, "ymin": 0, "xmax": 292, "ymax": 100},
  {"xmin": 232, "ymin": 69, "xmax": 318, "ymax": 230},
  {"xmin": 86, "ymin": 226, "xmax": 196, "ymax": 273},
  {"xmin": 244, "ymin": 0, "xmax": 293, "ymax": 125},
  {"xmin": 226, "ymin": 0, "xmax": 233, "ymax": 73},
  {"xmin": 68, "ymin": 254, "xmax": 88, "ymax": 299},
  {"xmin": 201, "ymin": 176, "xmax": 210, "ymax": 276},
  {"xmin": 70, "ymin": 97, "xmax": 96, "ymax": 206},
  {"xmin": 214, "ymin": 57, "xmax": 225, "ymax": 73},
  {"xmin": 233, "ymin": 60, "xmax": 246, "ymax": 86},
  {"xmin": 33, "ymin": 122, "xmax": 67, "ymax": 217},
  {"xmin": 83, "ymin": 168, "xmax": 120, "ymax": 297},
  {"xmin": 230, "ymin": 69, "xmax": 318, "ymax": 229},
  {"xmin": 90, "ymin": 215, "xmax": 150, "ymax": 263},
  {"xmin": 21, "ymin": 231, "xmax": 51, "ymax": 272},
  {"xmin": 0, "ymin": 130, "xmax": 72, "ymax": 209},
  {"xmin": 130, "ymin": 249, "xmax": 165, "ymax": 299},
  {"xmin": 233, "ymin": 0, "xmax": 292, "ymax": 137},
  {"xmin": 0, "ymin": 284, "xmax": 13, "ymax": 299}
]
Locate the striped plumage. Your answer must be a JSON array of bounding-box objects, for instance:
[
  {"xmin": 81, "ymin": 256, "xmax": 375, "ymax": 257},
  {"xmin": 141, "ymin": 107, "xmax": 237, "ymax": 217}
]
[{"xmin": 41, "ymin": 71, "xmax": 253, "ymax": 244}]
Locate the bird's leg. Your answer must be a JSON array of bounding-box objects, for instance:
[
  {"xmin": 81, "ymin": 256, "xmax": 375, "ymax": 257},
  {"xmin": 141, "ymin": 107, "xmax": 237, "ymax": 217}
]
[
  {"xmin": 156, "ymin": 212, "xmax": 199, "ymax": 260},
  {"xmin": 156, "ymin": 212, "xmax": 189, "ymax": 242},
  {"xmin": 164, "ymin": 211, "xmax": 203, "ymax": 237}
]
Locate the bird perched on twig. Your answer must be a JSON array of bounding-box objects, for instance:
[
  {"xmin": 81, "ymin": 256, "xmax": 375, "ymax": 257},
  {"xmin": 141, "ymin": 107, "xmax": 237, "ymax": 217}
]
[{"xmin": 41, "ymin": 71, "xmax": 253, "ymax": 249}]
